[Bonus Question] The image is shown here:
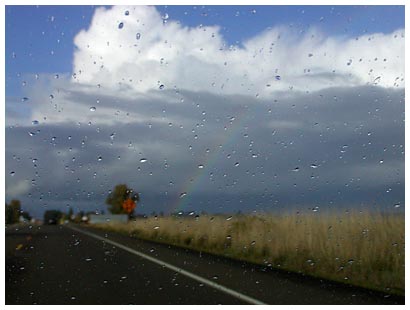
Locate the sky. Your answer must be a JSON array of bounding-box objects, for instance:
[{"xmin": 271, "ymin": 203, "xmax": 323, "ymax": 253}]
[{"xmin": 5, "ymin": 5, "xmax": 405, "ymax": 218}]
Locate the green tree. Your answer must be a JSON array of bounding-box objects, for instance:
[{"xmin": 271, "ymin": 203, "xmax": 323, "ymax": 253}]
[
  {"xmin": 21, "ymin": 211, "xmax": 32, "ymax": 222},
  {"xmin": 68, "ymin": 207, "xmax": 74, "ymax": 221},
  {"xmin": 106, "ymin": 184, "xmax": 139, "ymax": 216},
  {"xmin": 43, "ymin": 210, "xmax": 63, "ymax": 225},
  {"xmin": 5, "ymin": 200, "xmax": 21, "ymax": 224}
]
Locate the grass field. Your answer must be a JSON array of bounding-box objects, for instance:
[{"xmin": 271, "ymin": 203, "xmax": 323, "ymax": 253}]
[{"xmin": 92, "ymin": 211, "xmax": 404, "ymax": 295}]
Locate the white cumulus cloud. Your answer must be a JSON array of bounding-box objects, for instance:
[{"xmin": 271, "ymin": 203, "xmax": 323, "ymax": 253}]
[{"xmin": 72, "ymin": 5, "xmax": 404, "ymax": 98}]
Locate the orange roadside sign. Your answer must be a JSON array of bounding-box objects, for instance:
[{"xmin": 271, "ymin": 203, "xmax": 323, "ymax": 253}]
[{"xmin": 122, "ymin": 198, "xmax": 136, "ymax": 213}]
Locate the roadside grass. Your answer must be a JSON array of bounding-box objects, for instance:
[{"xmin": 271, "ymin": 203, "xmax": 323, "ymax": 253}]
[{"xmin": 91, "ymin": 211, "xmax": 404, "ymax": 296}]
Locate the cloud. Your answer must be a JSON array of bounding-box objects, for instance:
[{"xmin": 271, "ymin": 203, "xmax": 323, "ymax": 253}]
[
  {"xmin": 72, "ymin": 6, "xmax": 404, "ymax": 98},
  {"xmin": 6, "ymin": 180, "xmax": 31, "ymax": 197},
  {"xmin": 5, "ymin": 85, "xmax": 405, "ymax": 216}
]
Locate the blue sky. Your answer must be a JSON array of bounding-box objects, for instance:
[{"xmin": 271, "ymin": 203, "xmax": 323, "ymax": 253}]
[{"xmin": 5, "ymin": 6, "xmax": 405, "ymax": 217}]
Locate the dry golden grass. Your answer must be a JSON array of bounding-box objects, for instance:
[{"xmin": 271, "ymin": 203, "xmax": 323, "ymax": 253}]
[{"xmin": 93, "ymin": 211, "xmax": 404, "ymax": 295}]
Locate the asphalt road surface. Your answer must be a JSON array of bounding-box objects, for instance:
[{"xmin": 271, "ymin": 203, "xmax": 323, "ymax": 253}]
[{"xmin": 5, "ymin": 224, "xmax": 404, "ymax": 305}]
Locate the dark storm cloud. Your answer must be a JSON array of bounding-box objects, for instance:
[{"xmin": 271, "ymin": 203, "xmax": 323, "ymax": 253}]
[{"xmin": 5, "ymin": 84, "xmax": 404, "ymax": 217}]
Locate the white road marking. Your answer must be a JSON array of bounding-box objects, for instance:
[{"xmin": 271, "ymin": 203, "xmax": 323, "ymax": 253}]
[{"xmin": 67, "ymin": 225, "xmax": 267, "ymax": 305}]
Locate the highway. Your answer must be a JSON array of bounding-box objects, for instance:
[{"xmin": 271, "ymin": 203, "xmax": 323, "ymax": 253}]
[{"xmin": 5, "ymin": 224, "xmax": 404, "ymax": 305}]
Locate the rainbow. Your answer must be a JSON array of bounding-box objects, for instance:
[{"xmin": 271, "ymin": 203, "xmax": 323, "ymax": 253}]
[{"xmin": 168, "ymin": 102, "xmax": 251, "ymax": 214}]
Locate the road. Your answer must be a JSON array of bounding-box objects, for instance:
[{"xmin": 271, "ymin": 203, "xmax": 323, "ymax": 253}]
[{"xmin": 5, "ymin": 224, "xmax": 404, "ymax": 305}]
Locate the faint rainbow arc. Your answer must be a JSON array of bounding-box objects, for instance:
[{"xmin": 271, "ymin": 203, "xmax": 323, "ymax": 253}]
[{"xmin": 169, "ymin": 103, "xmax": 250, "ymax": 214}]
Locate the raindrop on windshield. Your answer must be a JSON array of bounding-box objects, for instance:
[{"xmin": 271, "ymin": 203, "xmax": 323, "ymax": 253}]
[{"xmin": 373, "ymin": 76, "xmax": 381, "ymax": 84}]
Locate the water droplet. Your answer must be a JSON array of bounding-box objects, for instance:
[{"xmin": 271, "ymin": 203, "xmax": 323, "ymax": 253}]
[
  {"xmin": 89, "ymin": 107, "xmax": 96, "ymax": 112},
  {"xmin": 85, "ymin": 258, "xmax": 92, "ymax": 262},
  {"xmin": 10, "ymin": 171, "xmax": 15, "ymax": 176},
  {"xmin": 379, "ymin": 159, "xmax": 384, "ymax": 164},
  {"xmin": 292, "ymin": 167, "xmax": 300, "ymax": 172},
  {"xmin": 212, "ymin": 275, "xmax": 219, "ymax": 280},
  {"xmin": 136, "ymin": 33, "xmax": 141, "ymax": 40},
  {"xmin": 394, "ymin": 203, "xmax": 401, "ymax": 208},
  {"xmin": 154, "ymin": 226, "xmax": 160, "ymax": 230},
  {"xmin": 97, "ymin": 156, "xmax": 103, "ymax": 161},
  {"xmin": 234, "ymin": 162, "xmax": 240, "ymax": 167},
  {"xmin": 21, "ymin": 97, "xmax": 29, "ymax": 102},
  {"xmin": 118, "ymin": 22, "xmax": 124, "ymax": 29},
  {"xmin": 31, "ymin": 120, "xmax": 39, "ymax": 125},
  {"xmin": 275, "ymin": 75, "xmax": 281, "ymax": 81},
  {"xmin": 226, "ymin": 235, "xmax": 232, "ymax": 240},
  {"xmin": 226, "ymin": 216, "xmax": 232, "ymax": 221},
  {"xmin": 28, "ymin": 132, "xmax": 36, "ymax": 137},
  {"xmin": 159, "ymin": 84, "xmax": 165, "ymax": 90},
  {"xmin": 179, "ymin": 192, "xmax": 187, "ymax": 198},
  {"xmin": 125, "ymin": 10, "xmax": 129, "ymax": 16},
  {"xmin": 310, "ymin": 164, "xmax": 318, "ymax": 168},
  {"xmin": 308, "ymin": 53, "xmax": 313, "ymax": 57},
  {"xmin": 140, "ymin": 158, "xmax": 147, "ymax": 163},
  {"xmin": 110, "ymin": 133, "xmax": 116, "ymax": 140},
  {"xmin": 198, "ymin": 164, "xmax": 204, "ymax": 169},
  {"xmin": 250, "ymin": 241, "xmax": 256, "ymax": 246},
  {"xmin": 374, "ymin": 76, "xmax": 381, "ymax": 84},
  {"xmin": 149, "ymin": 248, "xmax": 155, "ymax": 253},
  {"xmin": 251, "ymin": 154, "xmax": 258, "ymax": 158}
]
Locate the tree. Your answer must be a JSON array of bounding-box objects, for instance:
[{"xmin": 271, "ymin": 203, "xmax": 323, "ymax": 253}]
[
  {"xmin": 43, "ymin": 210, "xmax": 63, "ymax": 225},
  {"xmin": 106, "ymin": 184, "xmax": 139, "ymax": 217},
  {"xmin": 68, "ymin": 207, "xmax": 74, "ymax": 221},
  {"xmin": 21, "ymin": 211, "xmax": 32, "ymax": 222},
  {"xmin": 5, "ymin": 200, "xmax": 21, "ymax": 224}
]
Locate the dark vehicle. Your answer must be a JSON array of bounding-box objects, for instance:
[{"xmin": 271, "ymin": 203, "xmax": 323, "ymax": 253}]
[{"xmin": 43, "ymin": 210, "xmax": 63, "ymax": 225}]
